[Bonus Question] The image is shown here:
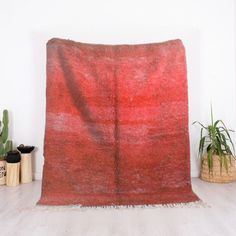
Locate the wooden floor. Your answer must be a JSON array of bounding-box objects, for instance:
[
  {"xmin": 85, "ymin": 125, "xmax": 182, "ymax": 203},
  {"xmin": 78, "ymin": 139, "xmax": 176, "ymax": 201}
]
[{"xmin": 1, "ymin": 178, "xmax": 236, "ymax": 236}]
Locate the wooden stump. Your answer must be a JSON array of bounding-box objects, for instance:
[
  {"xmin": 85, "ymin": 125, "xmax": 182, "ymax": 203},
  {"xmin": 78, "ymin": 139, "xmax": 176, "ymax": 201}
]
[
  {"xmin": 0, "ymin": 160, "xmax": 6, "ymax": 185},
  {"xmin": 6, "ymin": 162, "xmax": 20, "ymax": 187},
  {"xmin": 200, "ymin": 155, "xmax": 236, "ymax": 183},
  {"xmin": 21, "ymin": 153, "xmax": 32, "ymax": 183}
]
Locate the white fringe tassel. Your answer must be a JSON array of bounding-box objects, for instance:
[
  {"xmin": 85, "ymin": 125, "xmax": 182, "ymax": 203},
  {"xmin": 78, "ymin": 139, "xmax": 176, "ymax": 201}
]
[{"xmin": 19, "ymin": 200, "xmax": 210, "ymax": 213}]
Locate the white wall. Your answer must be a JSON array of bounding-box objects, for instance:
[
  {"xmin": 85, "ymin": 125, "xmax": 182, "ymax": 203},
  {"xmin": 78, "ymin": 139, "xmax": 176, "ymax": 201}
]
[{"xmin": 0, "ymin": 0, "xmax": 235, "ymax": 179}]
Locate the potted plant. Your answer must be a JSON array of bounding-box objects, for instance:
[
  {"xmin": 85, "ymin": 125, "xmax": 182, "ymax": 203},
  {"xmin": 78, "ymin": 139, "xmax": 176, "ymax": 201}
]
[
  {"xmin": 193, "ymin": 108, "xmax": 236, "ymax": 183},
  {"xmin": 0, "ymin": 110, "xmax": 13, "ymax": 185},
  {"xmin": 17, "ymin": 144, "xmax": 35, "ymax": 183},
  {"xmin": 6, "ymin": 150, "xmax": 21, "ymax": 187}
]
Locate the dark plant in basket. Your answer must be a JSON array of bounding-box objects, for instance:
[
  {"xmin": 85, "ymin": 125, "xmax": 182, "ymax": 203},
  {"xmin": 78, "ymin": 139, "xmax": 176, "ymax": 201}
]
[
  {"xmin": 193, "ymin": 107, "xmax": 235, "ymax": 173},
  {"xmin": 17, "ymin": 144, "xmax": 34, "ymax": 154}
]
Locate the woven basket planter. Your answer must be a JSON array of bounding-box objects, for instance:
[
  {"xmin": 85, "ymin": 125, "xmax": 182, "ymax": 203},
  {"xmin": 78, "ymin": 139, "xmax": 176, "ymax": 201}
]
[
  {"xmin": 200, "ymin": 155, "xmax": 236, "ymax": 183},
  {"xmin": 0, "ymin": 160, "xmax": 6, "ymax": 185}
]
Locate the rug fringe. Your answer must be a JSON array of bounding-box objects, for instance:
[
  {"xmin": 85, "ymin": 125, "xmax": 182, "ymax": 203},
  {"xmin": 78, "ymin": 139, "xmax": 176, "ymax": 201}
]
[
  {"xmin": 18, "ymin": 200, "xmax": 210, "ymax": 213},
  {"xmin": 79, "ymin": 200, "xmax": 209, "ymax": 209}
]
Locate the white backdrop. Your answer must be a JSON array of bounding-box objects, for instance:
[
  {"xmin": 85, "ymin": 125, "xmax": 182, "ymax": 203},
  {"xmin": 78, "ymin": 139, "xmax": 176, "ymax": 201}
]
[{"xmin": 0, "ymin": 0, "xmax": 235, "ymax": 179}]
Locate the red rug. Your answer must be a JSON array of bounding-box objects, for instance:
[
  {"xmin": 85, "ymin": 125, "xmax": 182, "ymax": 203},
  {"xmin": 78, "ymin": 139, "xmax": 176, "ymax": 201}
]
[{"xmin": 39, "ymin": 38, "xmax": 199, "ymax": 206}]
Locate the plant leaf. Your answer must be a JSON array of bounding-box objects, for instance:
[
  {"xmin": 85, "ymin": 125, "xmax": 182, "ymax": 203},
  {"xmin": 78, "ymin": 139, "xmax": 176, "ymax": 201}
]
[
  {"xmin": 1, "ymin": 125, "xmax": 8, "ymax": 143},
  {"xmin": 223, "ymin": 155, "xmax": 228, "ymax": 173},
  {"xmin": 211, "ymin": 104, "xmax": 213, "ymax": 126},
  {"xmin": 192, "ymin": 121, "xmax": 208, "ymax": 129},
  {"xmin": 4, "ymin": 140, "xmax": 12, "ymax": 153},
  {"xmin": 0, "ymin": 143, "xmax": 4, "ymax": 156},
  {"xmin": 207, "ymin": 149, "xmax": 213, "ymax": 173}
]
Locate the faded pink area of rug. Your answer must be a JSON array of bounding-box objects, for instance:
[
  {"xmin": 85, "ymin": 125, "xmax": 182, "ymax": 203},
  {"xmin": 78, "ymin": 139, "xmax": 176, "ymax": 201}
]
[{"xmin": 38, "ymin": 38, "xmax": 199, "ymax": 206}]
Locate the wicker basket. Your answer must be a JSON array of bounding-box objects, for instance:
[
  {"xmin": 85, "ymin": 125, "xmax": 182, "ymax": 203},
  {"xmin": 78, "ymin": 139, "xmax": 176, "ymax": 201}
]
[
  {"xmin": 200, "ymin": 155, "xmax": 236, "ymax": 183},
  {"xmin": 0, "ymin": 160, "xmax": 6, "ymax": 185}
]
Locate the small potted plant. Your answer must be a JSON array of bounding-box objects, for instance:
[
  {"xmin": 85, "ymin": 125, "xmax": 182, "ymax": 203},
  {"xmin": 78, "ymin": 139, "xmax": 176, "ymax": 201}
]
[
  {"xmin": 6, "ymin": 150, "xmax": 21, "ymax": 187},
  {"xmin": 17, "ymin": 144, "xmax": 35, "ymax": 183},
  {"xmin": 193, "ymin": 107, "xmax": 236, "ymax": 183},
  {"xmin": 0, "ymin": 110, "xmax": 13, "ymax": 185}
]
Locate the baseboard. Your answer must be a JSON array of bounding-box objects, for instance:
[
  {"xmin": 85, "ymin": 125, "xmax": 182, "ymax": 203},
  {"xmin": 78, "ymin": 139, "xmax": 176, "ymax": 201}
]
[
  {"xmin": 191, "ymin": 169, "xmax": 200, "ymax": 178},
  {"xmin": 34, "ymin": 171, "xmax": 43, "ymax": 180}
]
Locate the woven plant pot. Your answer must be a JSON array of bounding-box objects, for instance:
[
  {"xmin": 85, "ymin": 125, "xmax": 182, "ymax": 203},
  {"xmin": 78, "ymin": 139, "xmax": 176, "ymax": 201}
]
[
  {"xmin": 0, "ymin": 160, "xmax": 6, "ymax": 185},
  {"xmin": 200, "ymin": 155, "xmax": 236, "ymax": 183}
]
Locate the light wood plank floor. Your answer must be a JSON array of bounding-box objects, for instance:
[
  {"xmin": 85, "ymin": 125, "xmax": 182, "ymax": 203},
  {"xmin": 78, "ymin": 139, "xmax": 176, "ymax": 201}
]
[{"xmin": 0, "ymin": 178, "xmax": 236, "ymax": 236}]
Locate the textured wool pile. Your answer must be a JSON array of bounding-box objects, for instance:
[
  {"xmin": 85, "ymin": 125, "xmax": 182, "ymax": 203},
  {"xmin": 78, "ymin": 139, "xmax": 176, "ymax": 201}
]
[{"xmin": 39, "ymin": 38, "xmax": 199, "ymax": 206}]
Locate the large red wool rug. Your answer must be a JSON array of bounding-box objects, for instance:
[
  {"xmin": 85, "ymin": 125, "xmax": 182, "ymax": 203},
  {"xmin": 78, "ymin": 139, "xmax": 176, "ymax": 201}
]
[{"xmin": 38, "ymin": 38, "xmax": 199, "ymax": 206}]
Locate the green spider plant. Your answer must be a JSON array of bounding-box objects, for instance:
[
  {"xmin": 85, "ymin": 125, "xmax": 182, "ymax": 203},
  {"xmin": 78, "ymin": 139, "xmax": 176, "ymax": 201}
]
[{"xmin": 193, "ymin": 107, "xmax": 235, "ymax": 173}]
